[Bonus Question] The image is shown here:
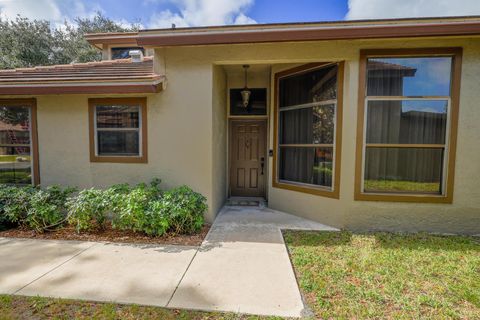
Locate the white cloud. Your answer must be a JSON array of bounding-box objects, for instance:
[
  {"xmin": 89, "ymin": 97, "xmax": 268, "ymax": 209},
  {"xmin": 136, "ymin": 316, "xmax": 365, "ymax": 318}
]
[
  {"xmin": 148, "ymin": 0, "xmax": 256, "ymax": 28},
  {"xmin": 346, "ymin": 0, "xmax": 480, "ymax": 20},
  {"xmin": 0, "ymin": 0, "xmax": 102, "ymax": 28},
  {"xmin": 0, "ymin": 0, "xmax": 62, "ymax": 21}
]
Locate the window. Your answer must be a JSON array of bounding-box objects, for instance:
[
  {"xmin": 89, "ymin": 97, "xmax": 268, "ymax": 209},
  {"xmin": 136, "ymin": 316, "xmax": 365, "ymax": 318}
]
[
  {"xmin": 0, "ymin": 99, "xmax": 39, "ymax": 185},
  {"xmin": 355, "ymin": 48, "xmax": 462, "ymax": 202},
  {"xmin": 111, "ymin": 47, "xmax": 145, "ymax": 60},
  {"xmin": 89, "ymin": 98, "xmax": 147, "ymax": 163},
  {"xmin": 273, "ymin": 63, "xmax": 344, "ymax": 198}
]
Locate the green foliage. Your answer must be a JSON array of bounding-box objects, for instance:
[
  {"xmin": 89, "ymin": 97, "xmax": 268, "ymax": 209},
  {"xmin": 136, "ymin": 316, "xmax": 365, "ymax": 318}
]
[
  {"xmin": 0, "ymin": 184, "xmax": 36, "ymax": 224},
  {"xmin": 0, "ymin": 178, "xmax": 206, "ymax": 237},
  {"xmin": 160, "ymin": 185, "xmax": 207, "ymax": 235},
  {"xmin": 0, "ymin": 185, "xmax": 75, "ymax": 232},
  {"xmin": 110, "ymin": 181, "xmax": 206, "ymax": 236},
  {"xmin": 66, "ymin": 188, "xmax": 114, "ymax": 232},
  {"xmin": 0, "ymin": 12, "xmax": 139, "ymax": 69},
  {"xmin": 25, "ymin": 186, "xmax": 76, "ymax": 232},
  {"xmin": 111, "ymin": 179, "xmax": 165, "ymax": 235}
]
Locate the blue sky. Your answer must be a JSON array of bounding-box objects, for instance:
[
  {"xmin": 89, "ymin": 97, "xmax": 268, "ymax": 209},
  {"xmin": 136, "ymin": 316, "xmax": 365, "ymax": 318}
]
[
  {"xmin": 111, "ymin": 0, "xmax": 349, "ymax": 26},
  {"xmin": 0, "ymin": 0, "xmax": 479, "ymax": 29}
]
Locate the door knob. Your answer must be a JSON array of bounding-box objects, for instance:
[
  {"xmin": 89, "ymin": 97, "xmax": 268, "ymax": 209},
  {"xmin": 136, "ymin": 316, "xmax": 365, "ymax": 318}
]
[{"xmin": 260, "ymin": 157, "xmax": 265, "ymax": 175}]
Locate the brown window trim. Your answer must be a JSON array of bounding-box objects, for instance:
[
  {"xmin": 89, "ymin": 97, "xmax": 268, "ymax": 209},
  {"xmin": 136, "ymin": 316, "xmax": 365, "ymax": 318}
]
[
  {"xmin": 272, "ymin": 62, "xmax": 344, "ymax": 199},
  {"xmin": 0, "ymin": 98, "xmax": 40, "ymax": 186},
  {"xmin": 88, "ymin": 97, "xmax": 148, "ymax": 164},
  {"xmin": 354, "ymin": 47, "xmax": 463, "ymax": 203}
]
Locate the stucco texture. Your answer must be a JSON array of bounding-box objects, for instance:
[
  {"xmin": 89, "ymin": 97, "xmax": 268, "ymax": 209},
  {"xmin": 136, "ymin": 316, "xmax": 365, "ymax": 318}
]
[
  {"xmin": 2, "ymin": 36, "xmax": 479, "ymax": 233},
  {"xmin": 152, "ymin": 36, "xmax": 480, "ymax": 234}
]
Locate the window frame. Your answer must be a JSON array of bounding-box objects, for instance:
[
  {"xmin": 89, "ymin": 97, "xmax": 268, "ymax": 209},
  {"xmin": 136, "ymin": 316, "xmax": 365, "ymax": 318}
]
[
  {"xmin": 355, "ymin": 48, "xmax": 463, "ymax": 203},
  {"xmin": 88, "ymin": 98, "xmax": 148, "ymax": 163},
  {"xmin": 273, "ymin": 62, "xmax": 344, "ymax": 199},
  {"xmin": 0, "ymin": 99, "xmax": 40, "ymax": 185},
  {"xmin": 110, "ymin": 47, "xmax": 145, "ymax": 60}
]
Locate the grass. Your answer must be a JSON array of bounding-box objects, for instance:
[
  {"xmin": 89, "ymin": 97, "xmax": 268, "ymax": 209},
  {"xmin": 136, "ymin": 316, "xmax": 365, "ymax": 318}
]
[
  {"xmin": 364, "ymin": 179, "xmax": 440, "ymax": 193},
  {"xmin": 0, "ymin": 295, "xmax": 282, "ymax": 320},
  {"xmin": 0, "ymin": 155, "xmax": 30, "ymax": 163},
  {"xmin": 283, "ymin": 231, "xmax": 480, "ymax": 319}
]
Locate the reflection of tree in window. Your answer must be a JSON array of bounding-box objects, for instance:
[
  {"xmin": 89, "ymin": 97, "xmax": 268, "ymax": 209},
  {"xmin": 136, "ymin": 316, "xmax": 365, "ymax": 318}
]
[{"xmin": 278, "ymin": 64, "xmax": 339, "ymax": 189}]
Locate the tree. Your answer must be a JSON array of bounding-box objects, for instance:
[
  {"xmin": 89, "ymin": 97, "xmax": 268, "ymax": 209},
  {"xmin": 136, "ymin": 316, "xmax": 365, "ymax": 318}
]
[{"xmin": 0, "ymin": 13, "xmax": 139, "ymax": 69}]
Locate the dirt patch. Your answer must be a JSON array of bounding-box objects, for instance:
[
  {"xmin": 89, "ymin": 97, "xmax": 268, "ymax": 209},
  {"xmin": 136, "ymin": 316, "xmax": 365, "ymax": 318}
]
[{"xmin": 0, "ymin": 222, "xmax": 210, "ymax": 246}]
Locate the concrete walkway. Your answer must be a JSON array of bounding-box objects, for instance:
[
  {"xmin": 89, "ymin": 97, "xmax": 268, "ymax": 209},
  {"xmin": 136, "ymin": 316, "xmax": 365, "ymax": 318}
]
[{"xmin": 0, "ymin": 206, "xmax": 337, "ymax": 318}]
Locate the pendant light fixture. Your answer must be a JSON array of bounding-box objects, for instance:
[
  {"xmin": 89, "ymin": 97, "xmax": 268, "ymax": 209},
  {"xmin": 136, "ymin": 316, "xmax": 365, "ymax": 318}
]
[{"xmin": 240, "ymin": 65, "xmax": 251, "ymax": 108}]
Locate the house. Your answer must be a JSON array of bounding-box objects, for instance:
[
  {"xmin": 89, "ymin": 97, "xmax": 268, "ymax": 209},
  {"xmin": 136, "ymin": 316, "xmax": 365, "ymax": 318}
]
[{"xmin": 0, "ymin": 16, "xmax": 479, "ymax": 234}]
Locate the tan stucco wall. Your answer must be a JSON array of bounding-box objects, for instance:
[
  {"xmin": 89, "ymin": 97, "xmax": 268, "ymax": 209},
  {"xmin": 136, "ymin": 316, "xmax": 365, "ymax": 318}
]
[
  {"xmin": 211, "ymin": 65, "xmax": 227, "ymax": 216},
  {"xmin": 3, "ymin": 35, "xmax": 478, "ymax": 233},
  {"xmin": 33, "ymin": 89, "xmax": 216, "ymax": 221},
  {"xmin": 151, "ymin": 36, "xmax": 480, "ymax": 234}
]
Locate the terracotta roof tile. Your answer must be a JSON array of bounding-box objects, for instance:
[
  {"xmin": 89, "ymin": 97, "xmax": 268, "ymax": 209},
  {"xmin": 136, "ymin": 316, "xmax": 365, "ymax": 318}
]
[{"xmin": 0, "ymin": 57, "xmax": 160, "ymax": 84}]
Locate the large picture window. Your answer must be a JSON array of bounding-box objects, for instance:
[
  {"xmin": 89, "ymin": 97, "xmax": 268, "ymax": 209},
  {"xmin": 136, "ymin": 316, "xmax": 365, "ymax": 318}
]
[
  {"xmin": 273, "ymin": 63, "xmax": 344, "ymax": 198},
  {"xmin": 355, "ymin": 48, "xmax": 462, "ymax": 202},
  {"xmin": 89, "ymin": 98, "xmax": 147, "ymax": 163},
  {"xmin": 0, "ymin": 99, "xmax": 39, "ymax": 185}
]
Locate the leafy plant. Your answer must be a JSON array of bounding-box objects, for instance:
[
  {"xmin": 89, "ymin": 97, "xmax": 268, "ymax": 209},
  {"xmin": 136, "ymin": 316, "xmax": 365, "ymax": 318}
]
[
  {"xmin": 160, "ymin": 185, "xmax": 206, "ymax": 235},
  {"xmin": 25, "ymin": 186, "xmax": 76, "ymax": 232},
  {"xmin": 67, "ymin": 188, "xmax": 113, "ymax": 232},
  {"xmin": 111, "ymin": 179, "xmax": 164, "ymax": 235},
  {"xmin": 0, "ymin": 185, "xmax": 36, "ymax": 225}
]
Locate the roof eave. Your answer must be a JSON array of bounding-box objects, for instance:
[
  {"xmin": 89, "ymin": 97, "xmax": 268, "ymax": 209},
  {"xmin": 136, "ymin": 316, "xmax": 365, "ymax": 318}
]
[
  {"xmin": 0, "ymin": 78, "xmax": 164, "ymax": 95},
  {"xmin": 136, "ymin": 21, "xmax": 480, "ymax": 47}
]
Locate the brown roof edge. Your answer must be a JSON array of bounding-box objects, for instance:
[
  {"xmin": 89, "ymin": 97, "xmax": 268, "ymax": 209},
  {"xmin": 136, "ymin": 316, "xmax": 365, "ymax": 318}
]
[
  {"xmin": 85, "ymin": 32, "xmax": 139, "ymax": 48},
  {"xmin": 0, "ymin": 82, "xmax": 163, "ymax": 95},
  {"xmin": 136, "ymin": 21, "xmax": 480, "ymax": 47},
  {"xmin": 83, "ymin": 17, "xmax": 480, "ymax": 48}
]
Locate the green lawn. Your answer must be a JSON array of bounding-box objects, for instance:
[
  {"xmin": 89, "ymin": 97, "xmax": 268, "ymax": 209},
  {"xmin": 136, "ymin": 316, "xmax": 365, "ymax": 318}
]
[
  {"xmin": 364, "ymin": 180, "xmax": 440, "ymax": 193},
  {"xmin": 283, "ymin": 231, "xmax": 480, "ymax": 319},
  {"xmin": 0, "ymin": 155, "xmax": 30, "ymax": 162},
  {"xmin": 0, "ymin": 295, "xmax": 281, "ymax": 320}
]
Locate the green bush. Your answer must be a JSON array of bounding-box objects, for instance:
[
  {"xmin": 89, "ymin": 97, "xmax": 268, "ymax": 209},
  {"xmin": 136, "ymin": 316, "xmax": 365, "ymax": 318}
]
[
  {"xmin": 110, "ymin": 181, "xmax": 206, "ymax": 236},
  {"xmin": 0, "ymin": 185, "xmax": 36, "ymax": 225},
  {"xmin": 25, "ymin": 186, "xmax": 76, "ymax": 232},
  {"xmin": 67, "ymin": 188, "xmax": 114, "ymax": 232},
  {"xmin": 0, "ymin": 178, "xmax": 207, "ymax": 237},
  {"xmin": 160, "ymin": 185, "xmax": 206, "ymax": 235},
  {"xmin": 111, "ymin": 179, "xmax": 164, "ymax": 235},
  {"xmin": 0, "ymin": 185, "xmax": 75, "ymax": 232}
]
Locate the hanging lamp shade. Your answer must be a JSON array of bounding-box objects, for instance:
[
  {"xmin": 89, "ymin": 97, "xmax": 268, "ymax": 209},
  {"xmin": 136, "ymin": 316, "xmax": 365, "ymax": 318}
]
[{"xmin": 241, "ymin": 65, "xmax": 251, "ymax": 108}]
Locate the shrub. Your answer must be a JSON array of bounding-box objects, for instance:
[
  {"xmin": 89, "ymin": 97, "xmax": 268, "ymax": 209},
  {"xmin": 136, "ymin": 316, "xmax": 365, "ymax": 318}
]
[
  {"xmin": 142, "ymin": 200, "xmax": 170, "ymax": 236},
  {"xmin": 25, "ymin": 185, "xmax": 76, "ymax": 232},
  {"xmin": 160, "ymin": 185, "xmax": 206, "ymax": 235},
  {"xmin": 67, "ymin": 188, "xmax": 113, "ymax": 232},
  {"xmin": 0, "ymin": 178, "xmax": 207, "ymax": 237},
  {"xmin": 0, "ymin": 184, "xmax": 75, "ymax": 232},
  {"xmin": 0, "ymin": 185, "xmax": 36, "ymax": 225},
  {"xmin": 111, "ymin": 179, "xmax": 163, "ymax": 234}
]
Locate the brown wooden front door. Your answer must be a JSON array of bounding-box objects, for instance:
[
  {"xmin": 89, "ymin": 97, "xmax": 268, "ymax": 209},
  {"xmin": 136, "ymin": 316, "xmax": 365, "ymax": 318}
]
[{"xmin": 229, "ymin": 120, "xmax": 267, "ymax": 197}]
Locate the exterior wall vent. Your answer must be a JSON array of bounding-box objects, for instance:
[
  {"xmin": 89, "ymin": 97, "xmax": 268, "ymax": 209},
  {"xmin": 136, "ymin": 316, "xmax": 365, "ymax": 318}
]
[{"xmin": 129, "ymin": 50, "xmax": 144, "ymax": 63}]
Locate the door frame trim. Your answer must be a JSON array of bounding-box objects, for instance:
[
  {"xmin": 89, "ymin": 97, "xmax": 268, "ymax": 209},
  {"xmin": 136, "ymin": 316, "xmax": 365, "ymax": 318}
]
[{"xmin": 228, "ymin": 118, "xmax": 268, "ymax": 199}]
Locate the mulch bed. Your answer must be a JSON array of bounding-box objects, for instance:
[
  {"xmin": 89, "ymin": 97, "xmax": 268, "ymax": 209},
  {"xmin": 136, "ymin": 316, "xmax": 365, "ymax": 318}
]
[{"xmin": 0, "ymin": 222, "xmax": 210, "ymax": 246}]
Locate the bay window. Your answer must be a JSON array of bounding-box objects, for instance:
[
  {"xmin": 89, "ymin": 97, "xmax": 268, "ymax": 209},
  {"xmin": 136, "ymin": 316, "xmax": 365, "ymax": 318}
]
[
  {"xmin": 274, "ymin": 63, "xmax": 344, "ymax": 198},
  {"xmin": 355, "ymin": 48, "xmax": 462, "ymax": 202},
  {"xmin": 89, "ymin": 98, "xmax": 147, "ymax": 163}
]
